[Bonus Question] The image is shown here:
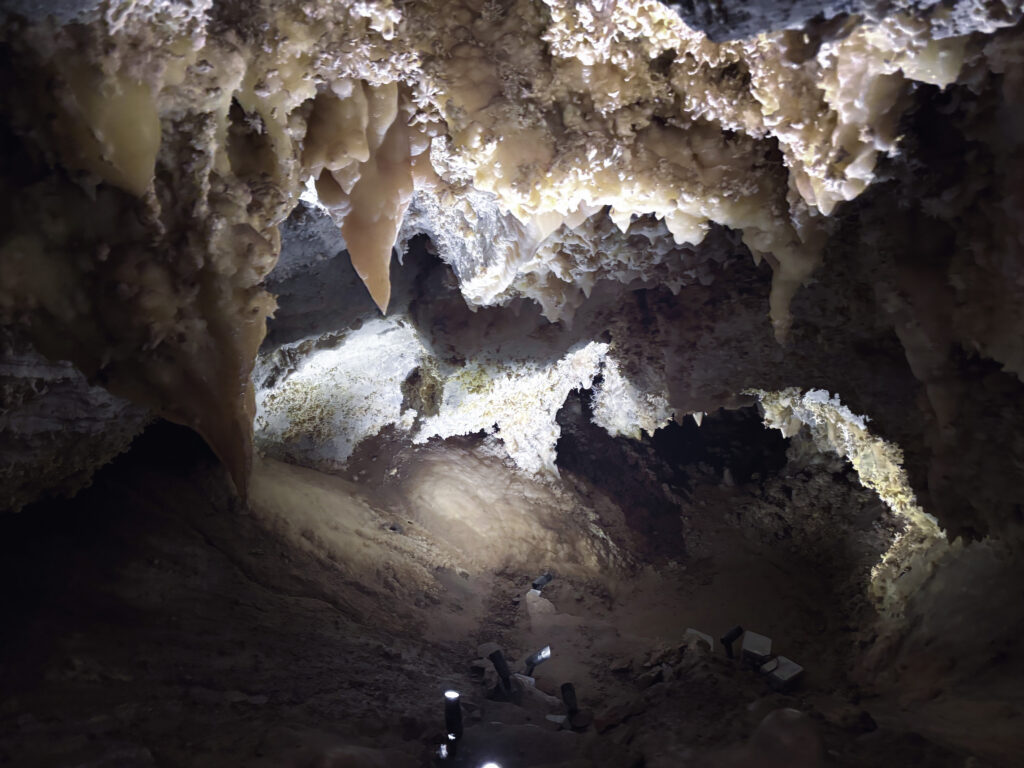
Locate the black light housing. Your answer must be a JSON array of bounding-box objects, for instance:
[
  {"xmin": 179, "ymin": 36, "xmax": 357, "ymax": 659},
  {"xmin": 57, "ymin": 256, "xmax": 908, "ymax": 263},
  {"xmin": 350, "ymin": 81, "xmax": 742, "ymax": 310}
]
[
  {"xmin": 488, "ymin": 649, "xmax": 512, "ymax": 693},
  {"xmin": 720, "ymin": 625, "xmax": 744, "ymax": 659},
  {"xmin": 443, "ymin": 689, "xmax": 463, "ymax": 741},
  {"xmin": 560, "ymin": 682, "xmax": 593, "ymax": 731},
  {"xmin": 531, "ymin": 572, "xmax": 554, "ymax": 590}
]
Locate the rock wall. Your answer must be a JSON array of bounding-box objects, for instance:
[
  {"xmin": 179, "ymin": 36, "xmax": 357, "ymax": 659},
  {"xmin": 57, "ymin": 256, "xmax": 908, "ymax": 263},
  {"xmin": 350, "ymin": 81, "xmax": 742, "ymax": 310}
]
[{"xmin": 0, "ymin": 328, "xmax": 148, "ymax": 511}]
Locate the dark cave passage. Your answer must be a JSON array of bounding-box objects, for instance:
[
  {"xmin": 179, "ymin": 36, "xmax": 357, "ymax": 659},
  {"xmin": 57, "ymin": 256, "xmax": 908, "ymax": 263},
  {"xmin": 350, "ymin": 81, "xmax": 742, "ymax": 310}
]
[{"xmin": 555, "ymin": 391, "xmax": 793, "ymax": 558}]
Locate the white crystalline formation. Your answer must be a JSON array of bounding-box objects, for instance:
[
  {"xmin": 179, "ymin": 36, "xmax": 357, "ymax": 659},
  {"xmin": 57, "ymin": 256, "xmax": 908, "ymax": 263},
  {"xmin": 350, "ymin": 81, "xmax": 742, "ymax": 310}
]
[{"xmin": 254, "ymin": 309, "xmax": 686, "ymax": 479}]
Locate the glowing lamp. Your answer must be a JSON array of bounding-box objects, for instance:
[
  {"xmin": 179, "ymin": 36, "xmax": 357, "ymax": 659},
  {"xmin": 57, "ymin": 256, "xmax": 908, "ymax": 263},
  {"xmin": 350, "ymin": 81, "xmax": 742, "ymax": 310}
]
[
  {"xmin": 525, "ymin": 645, "xmax": 551, "ymax": 676},
  {"xmin": 444, "ymin": 690, "xmax": 463, "ymax": 740}
]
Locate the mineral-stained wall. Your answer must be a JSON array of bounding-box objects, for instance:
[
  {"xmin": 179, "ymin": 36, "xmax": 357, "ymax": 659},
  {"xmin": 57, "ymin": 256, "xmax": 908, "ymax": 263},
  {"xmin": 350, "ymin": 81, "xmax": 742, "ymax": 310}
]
[{"xmin": 0, "ymin": 0, "xmax": 1022, "ymax": 543}]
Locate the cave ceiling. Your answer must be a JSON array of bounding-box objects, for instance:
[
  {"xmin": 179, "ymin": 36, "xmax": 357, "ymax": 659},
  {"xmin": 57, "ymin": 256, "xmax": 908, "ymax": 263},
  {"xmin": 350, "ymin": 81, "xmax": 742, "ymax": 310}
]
[{"xmin": 0, "ymin": 0, "xmax": 1023, "ymax": 542}]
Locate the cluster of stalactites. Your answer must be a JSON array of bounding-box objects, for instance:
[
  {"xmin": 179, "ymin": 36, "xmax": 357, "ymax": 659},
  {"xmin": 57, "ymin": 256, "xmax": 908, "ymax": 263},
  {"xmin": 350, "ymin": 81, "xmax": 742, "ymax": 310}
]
[
  {"xmin": 381, "ymin": 0, "xmax": 1018, "ymax": 337},
  {"xmin": 1, "ymin": 0, "xmax": 1021, "ymax": 502},
  {"xmin": 304, "ymin": 80, "xmax": 437, "ymax": 313}
]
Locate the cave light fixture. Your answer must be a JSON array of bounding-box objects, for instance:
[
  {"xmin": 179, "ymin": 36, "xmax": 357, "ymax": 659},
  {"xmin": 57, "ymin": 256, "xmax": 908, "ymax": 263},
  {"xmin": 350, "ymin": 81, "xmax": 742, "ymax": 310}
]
[
  {"xmin": 488, "ymin": 648, "xmax": 513, "ymax": 694},
  {"xmin": 532, "ymin": 571, "xmax": 554, "ymax": 590},
  {"xmin": 525, "ymin": 644, "xmax": 552, "ymax": 676},
  {"xmin": 720, "ymin": 625, "xmax": 744, "ymax": 659},
  {"xmin": 444, "ymin": 689, "xmax": 463, "ymax": 740},
  {"xmin": 480, "ymin": 763, "xmax": 502, "ymax": 768}
]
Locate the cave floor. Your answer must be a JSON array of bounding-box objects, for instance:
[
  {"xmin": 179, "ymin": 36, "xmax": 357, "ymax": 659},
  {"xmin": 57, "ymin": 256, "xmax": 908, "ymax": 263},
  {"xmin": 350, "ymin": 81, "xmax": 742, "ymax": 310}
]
[{"xmin": 0, "ymin": 424, "xmax": 993, "ymax": 767}]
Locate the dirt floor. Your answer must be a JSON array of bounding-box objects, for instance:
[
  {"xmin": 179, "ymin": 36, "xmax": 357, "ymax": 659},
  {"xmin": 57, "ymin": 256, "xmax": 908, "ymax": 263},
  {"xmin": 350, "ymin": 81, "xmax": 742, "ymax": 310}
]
[{"xmin": 0, "ymin": 413, "xmax": 1017, "ymax": 767}]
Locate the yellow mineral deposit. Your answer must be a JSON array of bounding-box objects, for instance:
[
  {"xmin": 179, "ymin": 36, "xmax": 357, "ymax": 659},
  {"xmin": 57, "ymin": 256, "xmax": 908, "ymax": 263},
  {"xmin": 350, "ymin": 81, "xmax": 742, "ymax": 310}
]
[
  {"xmin": 305, "ymin": 81, "xmax": 424, "ymax": 313},
  {"xmin": 57, "ymin": 64, "xmax": 161, "ymax": 197}
]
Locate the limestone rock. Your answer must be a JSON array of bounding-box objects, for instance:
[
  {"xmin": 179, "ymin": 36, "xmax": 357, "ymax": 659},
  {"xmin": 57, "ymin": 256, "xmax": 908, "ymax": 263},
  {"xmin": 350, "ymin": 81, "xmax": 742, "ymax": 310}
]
[{"xmin": 0, "ymin": 332, "xmax": 149, "ymax": 512}]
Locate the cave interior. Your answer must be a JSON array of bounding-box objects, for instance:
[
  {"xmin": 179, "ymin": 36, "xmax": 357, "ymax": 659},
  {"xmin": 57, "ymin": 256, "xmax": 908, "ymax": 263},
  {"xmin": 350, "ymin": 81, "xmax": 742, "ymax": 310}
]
[{"xmin": 1, "ymin": 0, "xmax": 1024, "ymax": 766}]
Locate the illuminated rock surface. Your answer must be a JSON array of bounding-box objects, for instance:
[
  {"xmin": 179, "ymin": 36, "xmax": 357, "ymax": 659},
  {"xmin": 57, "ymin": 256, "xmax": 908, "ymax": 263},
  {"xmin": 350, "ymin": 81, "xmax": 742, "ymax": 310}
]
[{"xmin": 1, "ymin": 0, "xmax": 1023, "ymax": 766}]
